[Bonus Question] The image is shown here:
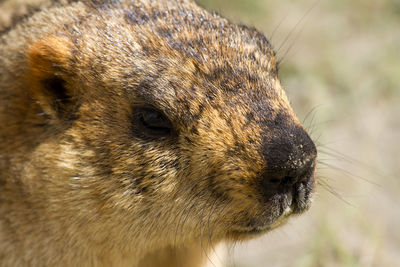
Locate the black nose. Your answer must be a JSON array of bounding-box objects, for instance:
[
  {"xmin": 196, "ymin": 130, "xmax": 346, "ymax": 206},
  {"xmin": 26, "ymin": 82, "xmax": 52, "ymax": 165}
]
[
  {"xmin": 263, "ymin": 158, "xmax": 315, "ymax": 188},
  {"xmin": 260, "ymin": 124, "xmax": 317, "ymax": 196}
]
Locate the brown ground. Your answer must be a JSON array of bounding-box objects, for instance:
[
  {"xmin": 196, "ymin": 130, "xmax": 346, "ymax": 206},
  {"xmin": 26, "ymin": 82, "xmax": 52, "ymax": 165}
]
[{"xmin": 198, "ymin": 0, "xmax": 400, "ymax": 266}]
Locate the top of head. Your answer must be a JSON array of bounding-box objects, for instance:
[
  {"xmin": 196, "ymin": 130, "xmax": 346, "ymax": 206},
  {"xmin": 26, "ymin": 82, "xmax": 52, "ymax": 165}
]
[{"xmin": 0, "ymin": 0, "xmax": 317, "ymax": 266}]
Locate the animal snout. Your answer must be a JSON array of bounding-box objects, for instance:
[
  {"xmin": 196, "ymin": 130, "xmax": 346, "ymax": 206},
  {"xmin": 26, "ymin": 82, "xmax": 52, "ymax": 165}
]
[
  {"xmin": 263, "ymin": 158, "xmax": 315, "ymax": 188},
  {"xmin": 260, "ymin": 124, "xmax": 317, "ymax": 200}
]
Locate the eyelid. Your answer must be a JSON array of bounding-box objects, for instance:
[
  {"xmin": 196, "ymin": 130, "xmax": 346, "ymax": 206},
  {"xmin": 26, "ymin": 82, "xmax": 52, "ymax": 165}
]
[{"xmin": 133, "ymin": 106, "xmax": 174, "ymax": 138}]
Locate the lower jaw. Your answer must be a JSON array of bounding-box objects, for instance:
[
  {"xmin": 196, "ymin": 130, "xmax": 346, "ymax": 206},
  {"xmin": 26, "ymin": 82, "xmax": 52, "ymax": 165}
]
[
  {"xmin": 227, "ymin": 191, "xmax": 315, "ymax": 239},
  {"xmin": 229, "ymin": 205, "xmax": 294, "ymax": 239}
]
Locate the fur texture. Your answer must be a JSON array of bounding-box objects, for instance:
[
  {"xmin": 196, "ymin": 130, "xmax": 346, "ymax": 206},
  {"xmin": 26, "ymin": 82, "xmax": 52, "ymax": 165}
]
[{"xmin": 0, "ymin": 0, "xmax": 317, "ymax": 266}]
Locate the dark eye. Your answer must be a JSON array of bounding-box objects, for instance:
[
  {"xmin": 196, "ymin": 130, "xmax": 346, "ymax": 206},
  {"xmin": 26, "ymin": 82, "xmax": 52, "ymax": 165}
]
[{"xmin": 134, "ymin": 107, "xmax": 173, "ymax": 138}]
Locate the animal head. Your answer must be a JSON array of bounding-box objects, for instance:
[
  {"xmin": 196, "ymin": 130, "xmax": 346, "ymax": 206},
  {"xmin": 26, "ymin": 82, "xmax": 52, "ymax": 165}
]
[{"xmin": 2, "ymin": 0, "xmax": 317, "ymax": 248}]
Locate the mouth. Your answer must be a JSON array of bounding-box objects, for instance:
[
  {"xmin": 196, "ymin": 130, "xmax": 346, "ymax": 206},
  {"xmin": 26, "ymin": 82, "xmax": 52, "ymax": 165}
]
[
  {"xmin": 229, "ymin": 176, "xmax": 314, "ymax": 238},
  {"xmin": 291, "ymin": 176, "xmax": 314, "ymax": 213},
  {"xmin": 230, "ymin": 203, "xmax": 294, "ymax": 237}
]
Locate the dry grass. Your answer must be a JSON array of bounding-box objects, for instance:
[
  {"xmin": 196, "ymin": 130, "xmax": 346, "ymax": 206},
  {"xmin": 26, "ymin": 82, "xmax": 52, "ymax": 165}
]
[{"xmin": 197, "ymin": 0, "xmax": 400, "ymax": 266}]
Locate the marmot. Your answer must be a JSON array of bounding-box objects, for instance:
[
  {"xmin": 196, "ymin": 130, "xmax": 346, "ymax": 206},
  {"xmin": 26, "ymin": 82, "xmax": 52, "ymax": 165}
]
[{"xmin": 0, "ymin": 0, "xmax": 317, "ymax": 266}]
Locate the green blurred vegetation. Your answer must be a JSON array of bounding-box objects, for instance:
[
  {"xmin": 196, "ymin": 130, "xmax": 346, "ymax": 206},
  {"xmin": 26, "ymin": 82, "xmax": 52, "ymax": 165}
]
[{"xmin": 197, "ymin": 0, "xmax": 400, "ymax": 266}]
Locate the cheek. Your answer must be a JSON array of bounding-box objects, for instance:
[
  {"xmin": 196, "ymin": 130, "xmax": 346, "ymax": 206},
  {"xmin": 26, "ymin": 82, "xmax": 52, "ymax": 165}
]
[{"xmin": 113, "ymin": 145, "xmax": 180, "ymax": 192}]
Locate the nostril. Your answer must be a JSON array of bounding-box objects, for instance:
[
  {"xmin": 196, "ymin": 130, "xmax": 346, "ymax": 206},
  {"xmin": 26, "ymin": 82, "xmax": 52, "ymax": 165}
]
[
  {"xmin": 269, "ymin": 178, "xmax": 281, "ymax": 184},
  {"xmin": 261, "ymin": 158, "xmax": 315, "ymax": 194},
  {"xmin": 293, "ymin": 159, "xmax": 314, "ymax": 180},
  {"xmin": 281, "ymin": 175, "xmax": 296, "ymax": 186}
]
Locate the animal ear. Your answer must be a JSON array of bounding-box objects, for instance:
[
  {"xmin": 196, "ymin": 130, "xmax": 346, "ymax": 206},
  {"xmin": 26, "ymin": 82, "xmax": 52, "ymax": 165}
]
[{"xmin": 27, "ymin": 37, "xmax": 78, "ymax": 119}]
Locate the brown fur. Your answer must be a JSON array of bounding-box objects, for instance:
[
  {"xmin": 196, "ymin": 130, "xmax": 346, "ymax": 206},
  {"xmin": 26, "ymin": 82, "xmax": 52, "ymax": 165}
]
[{"xmin": 0, "ymin": 0, "xmax": 317, "ymax": 266}]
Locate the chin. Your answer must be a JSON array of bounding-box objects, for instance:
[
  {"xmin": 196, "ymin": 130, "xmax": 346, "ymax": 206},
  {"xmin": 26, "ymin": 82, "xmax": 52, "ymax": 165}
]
[{"xmin": 226, "ymin": 177, "xmax": 315, "ymax": 241}]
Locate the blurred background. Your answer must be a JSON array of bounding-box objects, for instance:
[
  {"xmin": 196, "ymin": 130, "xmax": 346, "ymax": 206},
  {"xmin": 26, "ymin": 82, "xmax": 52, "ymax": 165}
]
[{"xmin": 197, "ymin": 0, "xmax": 400, "ymax": 266}]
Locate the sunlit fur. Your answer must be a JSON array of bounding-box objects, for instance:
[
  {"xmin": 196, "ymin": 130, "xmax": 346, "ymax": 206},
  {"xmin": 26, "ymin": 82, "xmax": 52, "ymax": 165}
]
[{"xmin": 0, "ymin": 0, "xmax": 316, "ymax": 266}]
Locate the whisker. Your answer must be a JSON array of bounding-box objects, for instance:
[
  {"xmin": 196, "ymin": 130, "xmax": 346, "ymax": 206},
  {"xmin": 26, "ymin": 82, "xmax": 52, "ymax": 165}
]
[
  {"xmin": 209, "ymin": 201, "xmax": 231, "ymax": 265},
  {"xmin": 276, "ymin": 0, "xmax": 320, "ymax": 59},
  {"xmin": 206, "ymin": 197, "xmax": 219, "ymax": 263},
  {"xmin": 279, "ymin": 18, "xmax": 308, "ymax": 64},
  {"xmin": 171, "ymin": 174, "xmax": 216, "ymax": 266},
  {"xmin": 269, "ymin": 13, "xmax": 288, "ymax": 41},
  {"xmin": 198, "ymin": 193, "xmax": 216, "ymax": 267},
  {"xmin": 173, "ymin": 186, "xmax": 210, "ymax": 262},
  {"xmin": 178, "ymin": 187, "xmax": 210, "ymax": 244},
  {"xmin": 318, "ymin": 145, "xmax": 387, "ymax": 179},
  {"xmin": 306, "ymin": 105, "xmax": 320, "ymax": 137},
  {"xmin": 227, "ymin": 239, "xmax": 239, "ymax": 267},
  {"xmin": 317, "ymin": 179, "xmax": 355, "ymax": 207},
  {"xmin": 318, "ymin": 161, "xmax": 380, "ymax": 186},
  {"xmin": 302, "ymin": 105, "xmax": 322, "ymax": 125}
]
